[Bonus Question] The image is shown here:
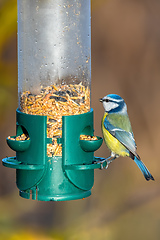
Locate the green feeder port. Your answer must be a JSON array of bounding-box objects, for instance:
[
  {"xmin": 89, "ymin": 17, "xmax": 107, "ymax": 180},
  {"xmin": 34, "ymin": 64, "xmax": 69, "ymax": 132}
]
[{"xmin": 2, "ymin": 0, "xmax": 107, "ymax": 201}]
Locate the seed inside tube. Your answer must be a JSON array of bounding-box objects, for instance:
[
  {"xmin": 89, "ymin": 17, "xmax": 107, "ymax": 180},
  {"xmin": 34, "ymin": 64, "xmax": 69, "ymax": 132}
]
[{"xmin": 20, "ymin": 82, "xmax": 90, "ymax": 157}]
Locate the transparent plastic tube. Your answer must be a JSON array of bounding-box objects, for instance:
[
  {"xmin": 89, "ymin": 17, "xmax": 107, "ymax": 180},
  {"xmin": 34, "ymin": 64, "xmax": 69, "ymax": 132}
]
[{"xmin": 18, "ymin": 0, "xmax": 91, "ymax": 100}]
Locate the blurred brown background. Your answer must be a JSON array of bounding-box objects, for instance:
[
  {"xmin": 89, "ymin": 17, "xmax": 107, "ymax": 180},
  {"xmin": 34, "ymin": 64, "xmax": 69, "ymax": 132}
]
[{"xmin": 0, "ymin": 0, "xmax": 160, "ymax": 239}]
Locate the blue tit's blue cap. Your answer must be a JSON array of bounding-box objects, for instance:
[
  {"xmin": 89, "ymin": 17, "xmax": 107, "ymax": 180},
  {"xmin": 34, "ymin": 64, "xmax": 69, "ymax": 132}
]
[{"xmin": 107, "ymin": 94, "xmax": 123, "ymax": 101}]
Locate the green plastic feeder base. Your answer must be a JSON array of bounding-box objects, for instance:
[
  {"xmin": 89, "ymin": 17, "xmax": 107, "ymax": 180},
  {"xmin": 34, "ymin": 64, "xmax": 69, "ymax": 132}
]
[
  {"xmin": 18, "ymin": 156, "xmax": 91, "ymax": 201},
  {"xmin": 19, "ymin": 190, "xmax": 91, "ymax": 201},
  {"xmin": 2, "ymin": 109, "xmax": 104, "ymax": 201}
]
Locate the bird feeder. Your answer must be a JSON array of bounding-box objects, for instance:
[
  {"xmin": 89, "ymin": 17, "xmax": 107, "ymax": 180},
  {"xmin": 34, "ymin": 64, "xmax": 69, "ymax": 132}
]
[{"xmin": 2, "ymin": 0, "xmax": 105, "ymax": 201}]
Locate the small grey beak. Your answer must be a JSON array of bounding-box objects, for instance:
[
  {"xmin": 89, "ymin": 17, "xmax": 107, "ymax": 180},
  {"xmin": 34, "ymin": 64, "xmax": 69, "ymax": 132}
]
[{"xmin": 99, "ymin": 98, "xmax": 103, "ymax": 102}]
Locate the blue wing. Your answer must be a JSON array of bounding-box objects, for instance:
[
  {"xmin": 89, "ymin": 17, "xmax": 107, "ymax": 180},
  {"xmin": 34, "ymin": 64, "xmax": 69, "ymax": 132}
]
[{"xmin": 104, "ymin": 115, "xmax": 139, "ymax": 158}]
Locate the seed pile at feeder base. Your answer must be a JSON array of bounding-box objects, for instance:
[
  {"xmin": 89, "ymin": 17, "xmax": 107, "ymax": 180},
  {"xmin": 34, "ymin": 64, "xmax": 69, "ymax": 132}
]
[{"xmin": 20, "ymin": 83, "xmax": 90, "ymax": 157}]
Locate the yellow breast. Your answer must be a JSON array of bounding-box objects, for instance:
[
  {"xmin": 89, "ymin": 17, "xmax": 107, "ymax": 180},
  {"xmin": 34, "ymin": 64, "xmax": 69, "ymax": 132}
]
[{"xmin": 102, "ymin": 113, "xmax": 129, "ymax": 157}]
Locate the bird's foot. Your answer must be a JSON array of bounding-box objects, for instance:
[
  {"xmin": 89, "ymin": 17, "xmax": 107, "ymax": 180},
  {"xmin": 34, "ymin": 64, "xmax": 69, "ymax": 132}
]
[
  {"xmin": 94, "ymin": 156, "xmax": 117, "ymax": 170},
  {"xmin": 100, "ymin": 157, "xmax": 116, "ymax": 170}
]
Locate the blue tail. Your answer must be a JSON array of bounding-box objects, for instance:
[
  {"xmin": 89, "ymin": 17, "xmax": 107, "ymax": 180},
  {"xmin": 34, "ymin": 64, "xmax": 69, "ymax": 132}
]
[{"xmin": 134, "ymin": 157, "xmax": 154, "ymax": 181}]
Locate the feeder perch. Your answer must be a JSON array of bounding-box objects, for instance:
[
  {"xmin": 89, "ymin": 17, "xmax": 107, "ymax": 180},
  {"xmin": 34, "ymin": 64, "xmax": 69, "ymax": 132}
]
[{"xmin": 2, "ymin": 0, "xmax": 105, "ymax": 201}]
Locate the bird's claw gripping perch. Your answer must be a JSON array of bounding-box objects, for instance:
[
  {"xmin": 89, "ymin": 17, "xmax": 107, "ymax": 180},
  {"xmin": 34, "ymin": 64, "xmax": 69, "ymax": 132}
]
[{"xmin": 100, "ymin": 159, "xmax": 109, "ymax": 170}]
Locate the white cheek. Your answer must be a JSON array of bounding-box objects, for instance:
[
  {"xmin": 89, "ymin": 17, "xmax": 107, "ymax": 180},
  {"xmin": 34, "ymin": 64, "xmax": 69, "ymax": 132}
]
[{"xmin": 103, "ymin": 102, "xmax": 119, "ymax": 112}]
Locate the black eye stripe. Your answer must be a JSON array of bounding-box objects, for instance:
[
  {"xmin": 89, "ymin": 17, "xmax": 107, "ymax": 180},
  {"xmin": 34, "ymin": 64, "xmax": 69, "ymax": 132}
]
[
  {"xmin": 103, "ymin": 98, "xmax": 121, "ymax": 103},
  {"xmin": 103, "ymin": 99, "xmax": 109, "ymax": 102}
]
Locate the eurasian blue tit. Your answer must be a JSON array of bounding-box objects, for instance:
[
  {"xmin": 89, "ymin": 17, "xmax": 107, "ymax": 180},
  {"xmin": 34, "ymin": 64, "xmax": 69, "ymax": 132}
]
[{"xmin": 100, "ymin": 94, "xmax": 154, "ymax": 181}]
